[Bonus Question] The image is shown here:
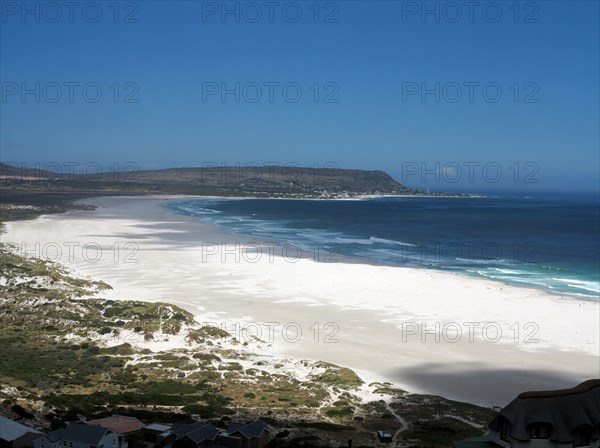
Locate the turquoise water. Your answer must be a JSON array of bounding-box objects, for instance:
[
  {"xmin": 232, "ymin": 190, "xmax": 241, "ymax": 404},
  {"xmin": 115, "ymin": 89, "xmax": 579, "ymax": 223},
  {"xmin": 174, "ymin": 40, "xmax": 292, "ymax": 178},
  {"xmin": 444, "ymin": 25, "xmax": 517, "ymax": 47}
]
[{"xmin": 167, "ymin": 194, "xmax": 600, "ymax": 301}]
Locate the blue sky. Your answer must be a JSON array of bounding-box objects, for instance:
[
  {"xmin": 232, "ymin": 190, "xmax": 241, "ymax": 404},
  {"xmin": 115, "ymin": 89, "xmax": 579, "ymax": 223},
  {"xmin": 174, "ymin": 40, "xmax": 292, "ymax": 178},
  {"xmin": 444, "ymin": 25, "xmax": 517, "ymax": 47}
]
[{"xmin": 1, "ymin": 0, "xmax": 599, "ymax": 193}]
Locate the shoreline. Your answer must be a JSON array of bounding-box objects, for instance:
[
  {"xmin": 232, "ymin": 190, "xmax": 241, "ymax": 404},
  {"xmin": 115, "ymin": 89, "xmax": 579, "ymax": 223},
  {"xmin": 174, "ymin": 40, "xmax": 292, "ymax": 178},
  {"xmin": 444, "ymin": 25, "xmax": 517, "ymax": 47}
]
[
  {"xmin": 3, "ymin": 195, "xmax": 599, "ymax": 406},
  {"xmin": 164, "ymin": 195, "xmax": 598, "ymax": 303}
]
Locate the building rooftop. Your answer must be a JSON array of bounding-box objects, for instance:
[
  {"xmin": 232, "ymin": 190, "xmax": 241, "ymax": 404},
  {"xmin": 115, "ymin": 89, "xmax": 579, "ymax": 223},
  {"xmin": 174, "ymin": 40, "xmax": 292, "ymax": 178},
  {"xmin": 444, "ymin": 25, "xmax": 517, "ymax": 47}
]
[
  {"xmin": 145, "ymin": 423, "xmax": 172, "ymax": 432},
  {"xmin": 88, "ymin": 416, "xmax": 145, "ymax": 435},
  {"xmin": 0, "ymin": 416, "xmax": 42, "ymax": 442},
  {"xmin": 35, "ymin": 428, "xmax": 65, "ymax": 445},
  {"xmin": 225, "ymin": 422, "xmax": 244, "ymax": 433},
  {"xmin": 62, "ymin": 422, "xmax": 111, "ymax": 445},
  {"xmin": 170, "ymin": 422, "xmax": 204, "ymax": 436},
  {"xmin": 183, "ymin": 425, "xmax": 221, "ymax": 444},
  {"xmin": 228, "ymin": 420, "xmax": 270, "ymax": 439},
  {"xmin": 488, "ymin": 379, "xmax": 600, "ymax": 443},
  {"xmin": 518, "ymin": 378, "xmax": 600, "ymax": 399}
]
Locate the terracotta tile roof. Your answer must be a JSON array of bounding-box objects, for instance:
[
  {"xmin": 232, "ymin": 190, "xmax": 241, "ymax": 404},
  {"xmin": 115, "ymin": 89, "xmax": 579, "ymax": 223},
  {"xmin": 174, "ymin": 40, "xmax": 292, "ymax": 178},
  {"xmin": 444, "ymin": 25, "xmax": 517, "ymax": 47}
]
[{"xmin": 88, "ymin": 416, "xmax": 145, "ymax": 435}]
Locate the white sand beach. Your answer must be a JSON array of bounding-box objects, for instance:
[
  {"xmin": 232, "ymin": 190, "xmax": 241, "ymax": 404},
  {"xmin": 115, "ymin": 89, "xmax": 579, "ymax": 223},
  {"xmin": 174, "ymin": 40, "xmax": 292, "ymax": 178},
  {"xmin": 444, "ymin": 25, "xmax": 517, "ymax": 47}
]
[{"xmin": 3, "ymin": 196, "xmax": 599, "ymax": 406}]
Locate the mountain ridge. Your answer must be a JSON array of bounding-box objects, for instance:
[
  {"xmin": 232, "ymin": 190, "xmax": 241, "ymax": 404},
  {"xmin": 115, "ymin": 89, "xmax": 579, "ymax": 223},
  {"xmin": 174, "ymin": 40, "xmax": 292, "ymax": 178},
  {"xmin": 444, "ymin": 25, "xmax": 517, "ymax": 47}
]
[{"xmin": 1, "ymin": 163, "xmax": 458, "ymax": 198}]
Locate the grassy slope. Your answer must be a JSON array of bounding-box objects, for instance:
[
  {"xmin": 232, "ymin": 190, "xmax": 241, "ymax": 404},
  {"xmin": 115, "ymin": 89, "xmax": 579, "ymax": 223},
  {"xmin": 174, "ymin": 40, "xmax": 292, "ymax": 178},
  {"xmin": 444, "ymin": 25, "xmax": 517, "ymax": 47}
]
[{"xmin": 0, "ymin": 195, "xmax": 495, "ymax": 447}]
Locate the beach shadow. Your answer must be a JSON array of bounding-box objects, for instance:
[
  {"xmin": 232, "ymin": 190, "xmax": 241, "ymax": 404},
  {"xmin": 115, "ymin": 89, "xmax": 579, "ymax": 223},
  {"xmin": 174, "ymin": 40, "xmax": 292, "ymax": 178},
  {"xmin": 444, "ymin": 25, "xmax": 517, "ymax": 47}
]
[{"xmin": 395, "ymin": 362, "xmax": 594, "ymax": 407}]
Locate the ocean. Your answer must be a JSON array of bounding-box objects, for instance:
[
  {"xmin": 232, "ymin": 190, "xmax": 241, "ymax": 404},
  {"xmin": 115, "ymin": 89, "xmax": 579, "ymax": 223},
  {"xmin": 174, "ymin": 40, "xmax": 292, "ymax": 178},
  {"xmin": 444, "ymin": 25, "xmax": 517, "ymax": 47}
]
[{"xmin": 167, "ymin": 194, "xmax": 600, "ymax": 301}]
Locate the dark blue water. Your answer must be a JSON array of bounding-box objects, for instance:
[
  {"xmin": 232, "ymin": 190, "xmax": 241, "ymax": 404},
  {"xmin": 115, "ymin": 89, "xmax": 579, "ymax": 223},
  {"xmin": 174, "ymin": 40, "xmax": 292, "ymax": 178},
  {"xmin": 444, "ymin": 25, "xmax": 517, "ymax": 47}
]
[{"xmin": 167, "ymin": 195, "xmax": 600, "ymax": 300}]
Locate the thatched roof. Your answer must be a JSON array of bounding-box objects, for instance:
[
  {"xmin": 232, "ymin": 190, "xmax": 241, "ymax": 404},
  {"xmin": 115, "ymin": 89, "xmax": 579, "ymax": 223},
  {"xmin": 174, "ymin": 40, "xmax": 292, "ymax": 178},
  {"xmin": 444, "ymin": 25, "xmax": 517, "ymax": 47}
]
[{"xmin": 488, "ymin": 379, "xmax": 600, "ymax": 442}]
